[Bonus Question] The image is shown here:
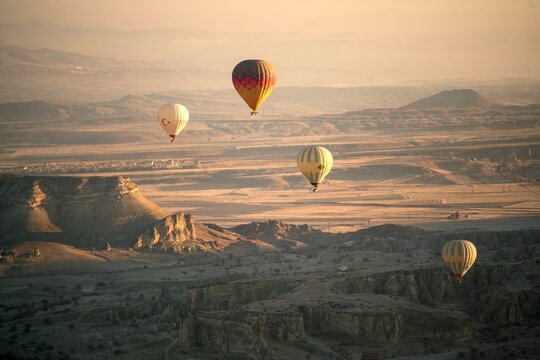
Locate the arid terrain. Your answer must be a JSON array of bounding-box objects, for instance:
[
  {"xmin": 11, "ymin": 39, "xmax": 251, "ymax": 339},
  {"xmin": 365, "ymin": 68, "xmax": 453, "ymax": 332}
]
[{"xmin": 1, "ymin": 87, "xmax": 539, "ymax": 359}]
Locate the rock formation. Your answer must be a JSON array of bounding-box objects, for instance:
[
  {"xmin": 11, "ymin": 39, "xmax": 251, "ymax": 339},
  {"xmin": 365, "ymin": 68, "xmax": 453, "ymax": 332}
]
[
  {"xmin": 447, "ymin": 211, "xmax": 468, "ymax": 219},
  {"xmin": 135, "ymin": 213, "xmax": 199, "ymax": 253},
  {"xmin": 232, "ymin": 219, "xmax": 320, "ymax": 241},
  {"xmin": 0, "ymin": 175, "xmax": 169, "ymax": 247}
]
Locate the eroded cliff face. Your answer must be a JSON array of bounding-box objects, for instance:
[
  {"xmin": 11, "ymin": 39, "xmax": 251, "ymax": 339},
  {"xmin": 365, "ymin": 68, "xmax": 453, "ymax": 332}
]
[
  {"xmin": 336, "ymin": 260, "xmax": 540, "ymax": 326},
  {"xmin": 0, "ymin": 175, "xmax": 252, "ymax": 252},
  {"xmin": 299, "ymin": 303, "xmax": 471, "ymax": 342},
  {"xmin": 0, "ymin": 175, "xmax": 174, "ymax": 249},
  {"xmin": 299, "ymin": 304, "xmax": 406, "ymax": 341},
  {"xmin": 181, "ymin": 310, "xmax": 304, "ymax": 357},
  {"xmin": 135, "ymin": 213, "xmax": 201, "ymax": 253},
  {"xmin": 133, "ymin": 212, "xmax": 248, "ymax": 254},
  {"xmin": 174, "ymin": 256, "xmax": 538, "ymax": 358},
  {"xmin": 336, "ymin": 267, "xmax": 458, "ymax": 305},
  {"xmin": 0, "ymin": 175, "xmax": 168, "ymax": 241},
  {"xmin": 231, "ymin": 220, "xmax": 320, "ymax": 241},
  {"xmin": 187, "ymin": 279, "xmax": 300, "ymax": 311}
]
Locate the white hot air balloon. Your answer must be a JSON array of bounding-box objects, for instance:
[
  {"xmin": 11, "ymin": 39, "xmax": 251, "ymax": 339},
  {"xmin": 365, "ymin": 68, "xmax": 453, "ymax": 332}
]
[{"xmin": 157, "ymin": 103, "xmax": 189, "ymax": 142}]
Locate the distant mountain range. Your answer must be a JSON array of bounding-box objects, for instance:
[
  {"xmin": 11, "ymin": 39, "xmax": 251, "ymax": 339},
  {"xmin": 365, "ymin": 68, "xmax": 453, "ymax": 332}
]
[
  {"xmin": 0, "ymin": 87, "xmax": 536, "ymax": 127},
  {"xmin": 1, "ymin": 45, "xmax": 540, "ymax": 116},
  {"xmin": 0, "ymin": 45, "xmax": 227, "ymax": 103},
  {"xmin": 1, "ymin": 21, "xmax": 538, "ymax": 86}
]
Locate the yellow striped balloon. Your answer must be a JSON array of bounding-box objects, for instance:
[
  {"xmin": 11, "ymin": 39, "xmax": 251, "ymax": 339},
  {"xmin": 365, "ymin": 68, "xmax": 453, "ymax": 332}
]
[
  {"xmin": 442, "ymin": 239, "xmax": 477, "ymax": 281},
  {"xmin": 297, "ymin": 145, "xmax": 333, "ymax": 192},
  {"xmin": 157, "ymin": 103, "xmax": 189, "ymax": 142},
  {"xmin": 232, "ymin": 59, "xmax": 276, "ymax": 116}
]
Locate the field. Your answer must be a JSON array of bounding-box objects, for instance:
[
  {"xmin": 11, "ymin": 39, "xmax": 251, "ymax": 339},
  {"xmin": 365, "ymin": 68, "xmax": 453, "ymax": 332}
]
[{"xmin": 1, "ymin": 92, "xmax": 539, "ymax": 230}]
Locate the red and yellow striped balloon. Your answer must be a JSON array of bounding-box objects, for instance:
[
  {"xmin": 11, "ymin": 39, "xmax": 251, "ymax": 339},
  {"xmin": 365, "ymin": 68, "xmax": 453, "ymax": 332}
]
[{"xmin": 232, "ymin": 59, "xmax": 276, "ymax": 115}]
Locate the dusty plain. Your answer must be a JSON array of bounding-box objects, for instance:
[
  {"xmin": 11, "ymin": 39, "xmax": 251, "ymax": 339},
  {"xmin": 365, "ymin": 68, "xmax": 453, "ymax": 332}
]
[{"xmin": 1, "ymin": 91, "xmax": 539, "ymax": 229}]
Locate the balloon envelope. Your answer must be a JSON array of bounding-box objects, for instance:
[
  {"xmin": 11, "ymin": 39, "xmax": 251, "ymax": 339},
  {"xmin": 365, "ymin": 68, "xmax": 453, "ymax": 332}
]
[
  {"xmin": 232, "ymin": 59, "xmax": 276, "ymax": 115},
  {"xmin": 297, "ymin": 145, "xmax": 333, "ymax": 191},
  {"xmin": 442, "ymin": 239, "xmax": 477, "ymax": 281},
  {"xmin": 157, "ymin": 103, "xmax": 189, "ymax": 142}
]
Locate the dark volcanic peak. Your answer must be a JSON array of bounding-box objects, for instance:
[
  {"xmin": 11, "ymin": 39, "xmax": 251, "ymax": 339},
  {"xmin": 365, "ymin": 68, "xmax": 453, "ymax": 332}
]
[
  {"xmin": 401, "ymin": 89, "xmax": 499, "ymax": 110},
  {"xmin": 231, "ymin": 219, "xmax": 320, "ymax": 241}
]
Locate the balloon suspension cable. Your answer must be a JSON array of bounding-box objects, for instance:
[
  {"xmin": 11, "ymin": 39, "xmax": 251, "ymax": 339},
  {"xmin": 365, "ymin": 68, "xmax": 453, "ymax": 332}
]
[
  {"xmin": 169, "ymin": 135, "xmax": 176, "ymax": 142},
  {"xmin": 251, "ymin": 111, "xmax": 258, "ymax": 116}
]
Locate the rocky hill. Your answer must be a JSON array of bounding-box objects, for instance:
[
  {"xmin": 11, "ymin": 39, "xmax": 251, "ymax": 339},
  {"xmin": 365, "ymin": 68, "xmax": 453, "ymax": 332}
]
[
  {"xmin": 0, "ymin": 175, "xmax": 260, "ymax": 253},
  {"xmin": 135, "ymin": 213, "xmax": 243, "ymax": 254},
  {"xmin": 230, "ymin": 219, "xmax": 332, "ymax": 250},
  {"xmin": 401, "ymin": 89, "xmax": 499, "ymax": 109},
  {"xmin": 231, "ymin": 220, "xmax": 320, "ymax": 241},
  {"xmin": 0, "ymin": 94, "xmax": 160, "ymax": 123},
  {"xmin": 0, "ymin": 175, "xmax": 167, "ymax": 236}
]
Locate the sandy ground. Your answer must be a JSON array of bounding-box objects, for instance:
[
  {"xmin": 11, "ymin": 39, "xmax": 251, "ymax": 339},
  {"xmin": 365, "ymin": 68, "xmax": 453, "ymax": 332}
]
[{"xmin": 2, "ymin": 115, "xmax": 540, "ymax": 232}]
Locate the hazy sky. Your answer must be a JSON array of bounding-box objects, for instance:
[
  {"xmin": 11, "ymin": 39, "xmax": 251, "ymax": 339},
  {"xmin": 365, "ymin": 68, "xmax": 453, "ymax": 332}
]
[
  {"xmin": 1, "ymin": 1, "xmax": 539, "ymax": 86},
  {"xmin": 1, "ymin": 0, "xmax": 539, "ymax": 33}
]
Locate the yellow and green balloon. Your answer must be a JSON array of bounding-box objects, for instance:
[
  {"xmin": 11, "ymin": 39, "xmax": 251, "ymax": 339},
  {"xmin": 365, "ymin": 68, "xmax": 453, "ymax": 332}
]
[
  {"xmin": 297, "ymin": 145, "xmax": 333, "ymax": 192},
  {"xmin": 442, "ymin": 239, "xmax": 477, "ymax": 282}
]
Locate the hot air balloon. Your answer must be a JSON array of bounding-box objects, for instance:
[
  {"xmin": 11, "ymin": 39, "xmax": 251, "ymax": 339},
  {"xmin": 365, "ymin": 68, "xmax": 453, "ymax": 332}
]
[
  {"xmin": 442, "ymin": 239, "xmax": 477, "ymax": 282},
  {"xmin": 297, "ymin": 145, "xmax": 333, "ymax": 192},
  {"xmin": 232, "ymin": 59, "xmax": 276, "ymax": 116},
  {"xmin": 157, "ymin": 103, "xmax": 189, "ymax": 142}
]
